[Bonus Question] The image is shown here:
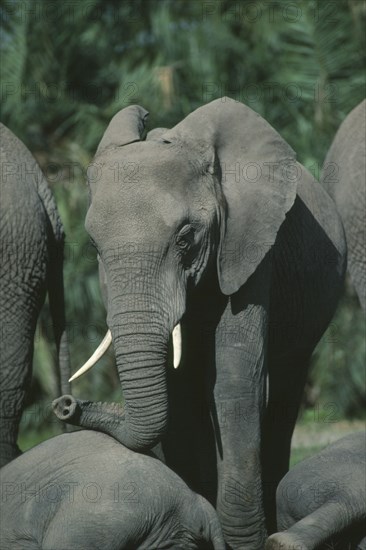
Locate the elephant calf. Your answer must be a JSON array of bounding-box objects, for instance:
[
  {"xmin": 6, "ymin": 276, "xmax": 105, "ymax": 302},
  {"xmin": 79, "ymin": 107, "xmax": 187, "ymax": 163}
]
[
  {"xmin": 266, "ymin": 432, "xmax": 366, "ymax": 550},
  {"xmin": 0, "ymin": 430, "xmax": 225, "ymax": 549}
]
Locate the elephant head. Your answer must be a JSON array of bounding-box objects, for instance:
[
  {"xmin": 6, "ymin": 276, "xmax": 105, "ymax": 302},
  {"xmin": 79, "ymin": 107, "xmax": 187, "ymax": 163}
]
[
  {"xmin": 53, "ymin": 98, "xmax": 297, "ymax": 451},
  {"xmin": 0, "ymin": 430, "xmax": 226, "ymax": 549}
]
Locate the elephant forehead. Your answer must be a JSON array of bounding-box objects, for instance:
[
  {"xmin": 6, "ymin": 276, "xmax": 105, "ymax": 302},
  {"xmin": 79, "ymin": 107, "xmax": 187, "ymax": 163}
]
[
  {"xmin": 87, "ymin": 185, "xmax": 190, "ymax": 249},
  {"xmin": 89, "ymin": 143, "xmax": 204, "ymax": 234},
  {"xmin": 95, "ymin": 141, "xmax": 203, "ymax": 192},
  {"xmin": 91, "ymin": 178, "xmax": 189, "ymax": 230}
]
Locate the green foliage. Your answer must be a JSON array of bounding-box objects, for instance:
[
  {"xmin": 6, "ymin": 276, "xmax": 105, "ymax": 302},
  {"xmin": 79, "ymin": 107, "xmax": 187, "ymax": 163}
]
[
  {"xmin": 308, "ymin": 281, "xmax": 366, "ymax": 418},
  {"xmin": 31, "ymin": 144, "xmax": 121, "ymax": 407},
  {"xmin": 1, "ymin": 0, "xmax": 365, "ymax": 439},
  {"xmin": 290, "ymin": 445, "xmax": 323, "ymax": 466},
  {"xmin": 289, "ymin": 418, "xmax": 366, "ymax": 466}
]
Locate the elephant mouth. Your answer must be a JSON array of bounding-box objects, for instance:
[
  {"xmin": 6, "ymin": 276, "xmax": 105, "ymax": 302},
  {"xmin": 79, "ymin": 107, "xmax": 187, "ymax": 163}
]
[{"xmin": 68, "ymin": 322, "xmax": 182, "ymax": 382}]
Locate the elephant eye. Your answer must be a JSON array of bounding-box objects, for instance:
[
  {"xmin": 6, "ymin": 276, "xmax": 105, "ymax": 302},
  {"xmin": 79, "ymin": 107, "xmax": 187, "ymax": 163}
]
[{"xmin": 176, "ymin": 225, "xmax": 194, "ymax": 251}]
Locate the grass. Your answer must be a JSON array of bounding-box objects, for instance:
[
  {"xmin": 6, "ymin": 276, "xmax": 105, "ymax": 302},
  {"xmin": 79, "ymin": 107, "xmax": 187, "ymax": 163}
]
[
  {"xmin": 290, "ymin": 415, "xmax": 365, "ymax": 466},
  {"xmin": 290, "ymin": 445, "xmax": 325, "ymax": 466},
  {"xmin": 18, "ymin": 400, "xmax": 64, "ymax": 452},
  {"xmin": 18, "ymin": 425, "xmax": 62, "ymax": 451}
]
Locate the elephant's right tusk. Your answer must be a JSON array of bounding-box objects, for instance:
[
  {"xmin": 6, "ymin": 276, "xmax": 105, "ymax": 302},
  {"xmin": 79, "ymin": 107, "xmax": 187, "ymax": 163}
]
[
  {"xmin": 69, "ymin": 330, "xmax": 112, "ymax": 382},
  {"xmin": 172, "ymin": 323, "xmax": 182, "ymax": 369}
]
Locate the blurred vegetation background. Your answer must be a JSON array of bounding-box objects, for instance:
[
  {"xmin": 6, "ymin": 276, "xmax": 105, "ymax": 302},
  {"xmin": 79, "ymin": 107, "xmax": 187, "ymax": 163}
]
[{"xmin": 1, "ymin": 0, "xmax": 365, "ymax": 450}]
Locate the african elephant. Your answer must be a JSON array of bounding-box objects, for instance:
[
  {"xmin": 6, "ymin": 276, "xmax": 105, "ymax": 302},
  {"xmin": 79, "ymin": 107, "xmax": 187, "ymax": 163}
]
[
  {"xmin": 321, "ymin": 99, "xmax": 366, "ymax": 311},
  {"xmin": 0, "ymin": 123, "xmax": 70, "ymax": 467},
  {"xmin": 265, "ymin": 432, "xmax": 366, "ymax": 550},
  {"xmin": 0, "ymin": 430, "xmax": 225, "ymax": 549},
  {"xmin": 54, "ymin": 97, "xmax": 346, "ymax": 548}
]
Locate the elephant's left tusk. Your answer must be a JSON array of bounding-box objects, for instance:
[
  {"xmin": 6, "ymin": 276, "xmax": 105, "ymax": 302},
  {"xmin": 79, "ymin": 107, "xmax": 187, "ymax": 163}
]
[
  {"xmin": 172, "ymin": 323, "xmax": 182, "ymax": 369},
  {"xmin": 69, "ymin": 330, "xmax": 112, "ymax": 382}
]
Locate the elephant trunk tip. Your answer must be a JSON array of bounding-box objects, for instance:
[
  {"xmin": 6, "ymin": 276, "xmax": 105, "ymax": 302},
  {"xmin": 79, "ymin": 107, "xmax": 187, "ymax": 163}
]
[
  {"xmin": 52, "ymin": 395, "xmax": 78, "ymax": 422},
  {"xmin": 51, "ymin": 395, "xmax": 167, "ymax": 453}
]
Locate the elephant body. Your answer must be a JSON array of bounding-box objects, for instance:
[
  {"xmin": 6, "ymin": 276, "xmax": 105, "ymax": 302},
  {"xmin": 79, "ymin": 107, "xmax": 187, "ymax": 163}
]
[
  {"xmin": 0, "ymin": 123, "xmax": 69, "ymax": 467},
  {"xmin": 266, "ymin": 432, "xmax": 366, "ymax": 550},
  {"xmin": 321, "ymin": 99, "xmax": 366, "ymax": 311},
  {"xmin": 0, "ymin": 430, "xmax": 225, "ymax": 549},
  {"xmin": 54, "ymin": 98, "xmax": 346, "ymax": 548}
]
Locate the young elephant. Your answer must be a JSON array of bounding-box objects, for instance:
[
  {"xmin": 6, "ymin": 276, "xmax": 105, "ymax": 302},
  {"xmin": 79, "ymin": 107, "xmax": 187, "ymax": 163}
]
[
  {"xmin": 53, "ymin": 98, "xmax": 347, "ymax": 547},
  {"xmin": 266, "ymin": 432, "xmax": 366, "ymax": 550},
  {"xmin": 0, "ymin": 123, "xmax": 70, "ymax": 467},
  {"xmin": 321, "ymin": 99, "xmax": 366, "ymax": 311},
  {"xmin": 0, "ymin": 430, "xmax": 225, "ymax": 549}
]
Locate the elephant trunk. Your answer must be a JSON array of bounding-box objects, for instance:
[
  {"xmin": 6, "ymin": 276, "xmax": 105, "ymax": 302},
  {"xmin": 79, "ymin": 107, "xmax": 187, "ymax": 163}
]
[
  {"xmin": 111, "ymin": 313, "xmax": 169, "ymax": 449},
  {"xmin": 53, "ymin": 307, "xmax": 170, "ymax": 452}
]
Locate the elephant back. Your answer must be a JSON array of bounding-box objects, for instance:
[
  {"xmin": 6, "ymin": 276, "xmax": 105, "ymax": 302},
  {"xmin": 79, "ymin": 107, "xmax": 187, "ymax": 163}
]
[{"xmin": 0, "ymin": 123, "xmax": 64, "ymax": 246}]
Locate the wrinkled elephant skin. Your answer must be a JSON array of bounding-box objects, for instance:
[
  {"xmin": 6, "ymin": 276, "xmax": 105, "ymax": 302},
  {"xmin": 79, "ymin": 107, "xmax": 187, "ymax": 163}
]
[
  {"xmin": 0, "ymin": 430, "xmax": 225, "ymax": 549},
  {"xmin": 54, "ymin": 98, "xmax": 347, "ymax": 548},
  {"xmin": 266, "ymin": 432, "xmax": 366, "ymax": 550},
  {"xmin": 0, "ymin": 123, "xmax": 70, "ymax": 467}
]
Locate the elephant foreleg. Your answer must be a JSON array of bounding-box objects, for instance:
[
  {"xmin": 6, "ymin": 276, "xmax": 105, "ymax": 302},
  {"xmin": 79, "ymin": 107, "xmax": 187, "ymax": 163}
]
[
  {"xmin": 212, "ymin": 277, "xmax": 270, "ymax": 549},
  {"xmin": 266, "ymin": 501, "xmax": 359, "ymax": 550},
  {"xmin": 0, "ymin": 259, "xmax": 46, "ymax": 467},
  {"xmin": 0, "ymin": 305, "xmax": 37, "ymax": 466}
]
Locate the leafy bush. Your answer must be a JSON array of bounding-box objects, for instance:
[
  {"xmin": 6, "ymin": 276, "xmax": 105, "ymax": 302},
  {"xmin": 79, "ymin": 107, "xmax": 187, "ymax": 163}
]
[{"xmin": 306, "ymin": 279, "xmax": 366, "ymax": 419}]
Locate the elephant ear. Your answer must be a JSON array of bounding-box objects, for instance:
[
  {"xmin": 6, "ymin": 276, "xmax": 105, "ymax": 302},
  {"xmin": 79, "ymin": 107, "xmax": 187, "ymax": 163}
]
[
  {"xmin": 97, "ymin": 105, "xmax": 149, "ymax": 155},
  {"xmin": 162, "ymin": 97, "xmax": 298, "ymax": 295}
]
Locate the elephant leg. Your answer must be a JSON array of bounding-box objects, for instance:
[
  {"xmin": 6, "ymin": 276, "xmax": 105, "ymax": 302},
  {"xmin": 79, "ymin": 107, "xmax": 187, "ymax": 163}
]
[
  {"xmin": 0, "ymin": 311, "xmax": 34, "ymax": 466},
  {"xmin": 261, "ymin": 350, "xmax": 311, "ymax": 534},
  {"xmin": 0, "ymin": 280, "xmax": 45, "ymax": 466},
  {"xmin": 266, "ymin": 501, "xmax": 353, "ymax": 550},
  {"xmin": 212, "ymin": 269, "xmax": 270, "ymax": 549}
]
